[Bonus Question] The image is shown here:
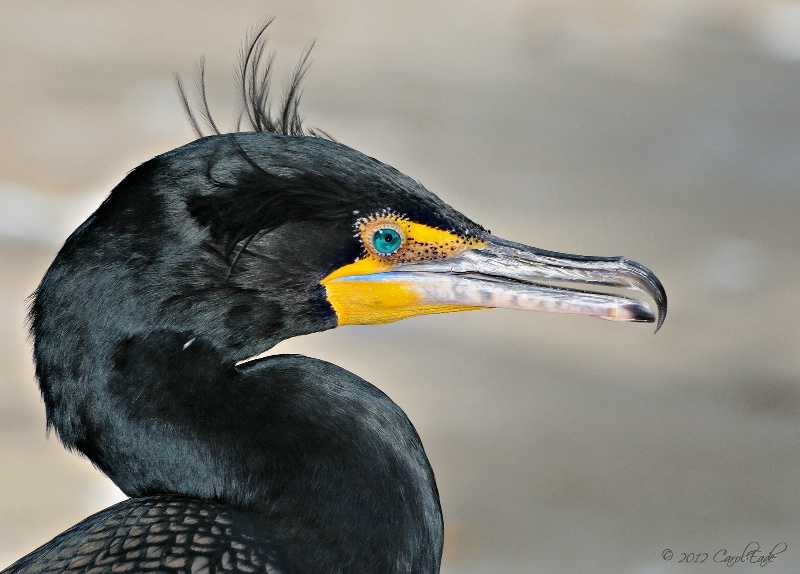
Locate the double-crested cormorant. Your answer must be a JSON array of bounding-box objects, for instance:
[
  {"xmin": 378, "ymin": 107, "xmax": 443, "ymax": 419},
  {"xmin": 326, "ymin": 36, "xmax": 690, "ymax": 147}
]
[{"xmin": 3, "ymin": 23, "xmax": 665, "ymax": 574}]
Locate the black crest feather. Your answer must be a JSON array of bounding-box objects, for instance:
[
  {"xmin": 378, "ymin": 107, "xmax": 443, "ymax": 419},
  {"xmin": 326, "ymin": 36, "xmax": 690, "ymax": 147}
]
[{"xmin": 176, "ymin": 19, "xmax": 331, "ymax": 139}]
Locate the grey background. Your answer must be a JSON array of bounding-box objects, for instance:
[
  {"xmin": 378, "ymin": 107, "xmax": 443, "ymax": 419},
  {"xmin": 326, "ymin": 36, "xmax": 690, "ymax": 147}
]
[{"xmin": 1, "ymin": 2, "xmax": 799, "ymax": 572}]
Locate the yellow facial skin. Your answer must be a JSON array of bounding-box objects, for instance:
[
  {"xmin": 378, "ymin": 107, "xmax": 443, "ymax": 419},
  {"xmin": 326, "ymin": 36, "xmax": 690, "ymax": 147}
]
[{"xmin": 321, "ymin": 214, "xmax": 487, "ymax": 325}]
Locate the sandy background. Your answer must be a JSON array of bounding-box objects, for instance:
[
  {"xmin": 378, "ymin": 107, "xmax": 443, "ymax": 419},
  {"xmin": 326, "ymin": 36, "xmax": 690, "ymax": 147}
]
[{"xmin": 1, "ymin": 2, "xmax": 799, "ymax": 572}]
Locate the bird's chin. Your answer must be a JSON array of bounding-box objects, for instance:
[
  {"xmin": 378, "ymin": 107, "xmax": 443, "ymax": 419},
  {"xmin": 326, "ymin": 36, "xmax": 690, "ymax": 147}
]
[{"xmin": 321, "ymin": 234, "xmax": 667, "ymax": 330}]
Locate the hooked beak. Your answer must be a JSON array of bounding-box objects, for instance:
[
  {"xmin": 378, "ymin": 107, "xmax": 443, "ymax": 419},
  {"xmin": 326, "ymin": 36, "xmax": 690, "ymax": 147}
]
[{"xmin": 323, "ymin": 234, "xmax": 667, "ymax": 332}]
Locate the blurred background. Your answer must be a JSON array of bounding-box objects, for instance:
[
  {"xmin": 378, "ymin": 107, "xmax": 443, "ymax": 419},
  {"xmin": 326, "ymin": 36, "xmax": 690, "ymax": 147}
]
[{"xmin": 1, "ymin": 1, "xmax": 799, "ymax": 572}]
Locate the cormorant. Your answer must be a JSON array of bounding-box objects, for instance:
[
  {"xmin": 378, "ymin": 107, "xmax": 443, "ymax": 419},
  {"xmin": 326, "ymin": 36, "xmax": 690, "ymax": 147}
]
[{"xmin": 2, "ymin": 23, "xmax": 666, "ymax": 574}]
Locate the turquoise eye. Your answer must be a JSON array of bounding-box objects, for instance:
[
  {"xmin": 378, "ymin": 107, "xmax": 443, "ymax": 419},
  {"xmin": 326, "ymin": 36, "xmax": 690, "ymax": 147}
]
[{"xmin": 372, "ymin": 228, "xmax": 403, "ymax": 255}]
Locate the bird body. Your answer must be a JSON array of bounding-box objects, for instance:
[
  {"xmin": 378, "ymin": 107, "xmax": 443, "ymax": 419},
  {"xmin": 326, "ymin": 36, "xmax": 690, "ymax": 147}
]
[{"xmin": 3, "ymin": 23, "xmax": 665, "ymax": 574}]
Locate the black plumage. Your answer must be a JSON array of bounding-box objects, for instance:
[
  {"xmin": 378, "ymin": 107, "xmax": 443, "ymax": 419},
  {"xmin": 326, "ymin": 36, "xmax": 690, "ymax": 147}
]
[
  {"xmin": 10, "ymin": 355, "xmax": 441, "ymax": 573},
  {"xmin": 18, "ymin": 133, "xmax": 456, "ymax": 574}
]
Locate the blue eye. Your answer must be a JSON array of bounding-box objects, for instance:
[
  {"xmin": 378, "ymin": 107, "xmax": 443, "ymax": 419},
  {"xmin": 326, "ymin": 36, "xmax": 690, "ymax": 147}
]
[{"xmin": 372, "ymin": 228, "xmax": 403, "ymax": 254}]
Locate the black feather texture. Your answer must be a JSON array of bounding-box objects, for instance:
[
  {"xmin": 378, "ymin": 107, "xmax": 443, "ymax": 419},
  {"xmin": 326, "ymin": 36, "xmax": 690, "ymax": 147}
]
[{"xmin": 4, "ymin": 496, "xmax": 287, "ymax": 574}]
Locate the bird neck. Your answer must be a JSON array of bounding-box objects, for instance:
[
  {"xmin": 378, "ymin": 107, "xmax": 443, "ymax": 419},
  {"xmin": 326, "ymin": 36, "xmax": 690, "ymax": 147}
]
[{"xmin": 35, "ymin": 327, "xmax": 443, "ymax": 573}]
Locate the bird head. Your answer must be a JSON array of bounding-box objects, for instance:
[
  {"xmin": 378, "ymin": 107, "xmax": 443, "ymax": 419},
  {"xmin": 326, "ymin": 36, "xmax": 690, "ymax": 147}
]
[
  {"xmin": 192, "ymin": 132, "xmax": 665, "ymax": 338},
  {"xmin": 36, "ymin": 130, "xmax": 665, "ymax": 373}
]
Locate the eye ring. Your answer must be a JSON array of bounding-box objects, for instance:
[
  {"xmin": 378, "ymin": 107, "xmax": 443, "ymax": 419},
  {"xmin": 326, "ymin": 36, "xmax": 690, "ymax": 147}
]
[{"xmin": 360, "ymin": 217, "xmax": 406, "ymax": 257}]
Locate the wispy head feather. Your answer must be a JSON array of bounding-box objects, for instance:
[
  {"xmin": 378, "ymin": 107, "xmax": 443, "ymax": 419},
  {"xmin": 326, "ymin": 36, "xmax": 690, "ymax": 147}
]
[{"xmin": 176, "ymin": 18, "xmax": 330, "ymax": 139}]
